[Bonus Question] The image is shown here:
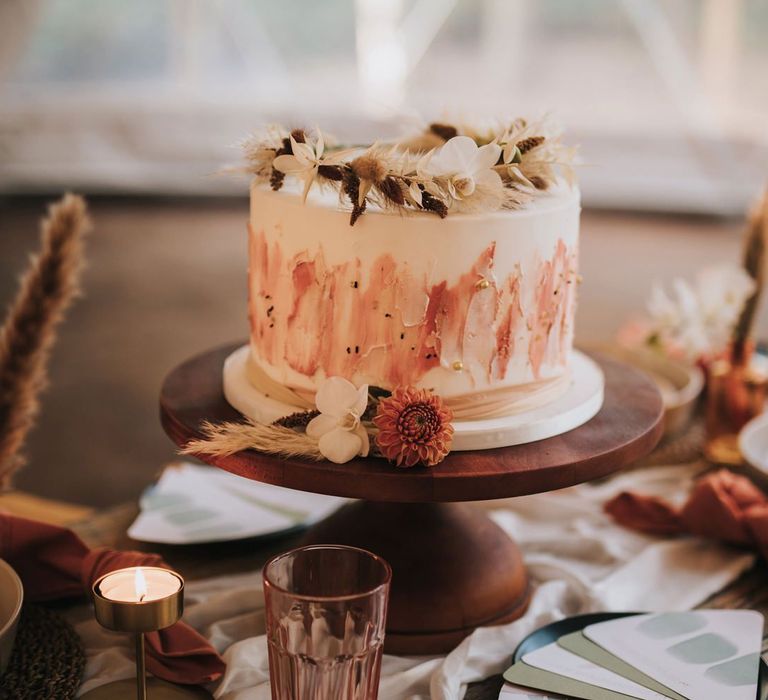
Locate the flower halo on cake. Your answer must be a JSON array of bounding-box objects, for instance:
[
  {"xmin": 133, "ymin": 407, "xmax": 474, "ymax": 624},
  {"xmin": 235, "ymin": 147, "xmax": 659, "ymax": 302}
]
[{"xmin": 241, "ymin": 117, "xmax": 577, "ymax": 225}]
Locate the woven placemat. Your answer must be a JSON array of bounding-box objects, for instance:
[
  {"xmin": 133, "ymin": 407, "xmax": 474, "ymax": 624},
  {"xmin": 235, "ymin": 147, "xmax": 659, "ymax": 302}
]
[{"xmin": 0, "ymin": 604, "xmax": 85, "ymax": 700}]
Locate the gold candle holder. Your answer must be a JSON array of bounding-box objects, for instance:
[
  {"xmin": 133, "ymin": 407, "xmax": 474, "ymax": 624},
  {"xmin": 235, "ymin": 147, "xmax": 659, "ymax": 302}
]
[{"xmin": 83, "ymin": 567, "xmax": 210, "ymax": 700}]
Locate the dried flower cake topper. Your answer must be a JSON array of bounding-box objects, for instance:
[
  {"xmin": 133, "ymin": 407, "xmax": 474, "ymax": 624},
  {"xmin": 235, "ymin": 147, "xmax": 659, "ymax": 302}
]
[
  {"xmin": 183, "ymin": 376, "xmax": 455, "ymax": 469},
  {"xmin": 241, "ymin": 117, "xmax": 577, "ymax": 225}
]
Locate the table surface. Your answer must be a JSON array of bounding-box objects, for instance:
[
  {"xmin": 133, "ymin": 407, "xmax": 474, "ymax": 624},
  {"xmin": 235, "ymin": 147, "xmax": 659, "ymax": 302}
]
[
  {"xmin": 161, "ymin": 343, "xmax": 664, "ymax": 502},
  {"xmin": 6, "ymin": 435, "xmax": 766, "ymax": 700},
  {"xmin": 68, "ymin": 478, "xmax": 768, "ymax": 697}
]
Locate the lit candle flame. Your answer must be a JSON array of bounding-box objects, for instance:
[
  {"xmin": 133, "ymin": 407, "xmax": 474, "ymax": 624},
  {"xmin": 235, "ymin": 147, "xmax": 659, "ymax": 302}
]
[{"xmin": 134, "ymin": 567, "xmax": 148, "ymax": 602}]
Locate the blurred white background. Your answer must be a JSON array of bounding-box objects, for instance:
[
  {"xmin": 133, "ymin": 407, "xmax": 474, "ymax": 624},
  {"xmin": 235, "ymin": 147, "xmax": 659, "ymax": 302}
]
[{"xmin": 1, "ymin": 0, "xmax": 766, "ymax": 214}]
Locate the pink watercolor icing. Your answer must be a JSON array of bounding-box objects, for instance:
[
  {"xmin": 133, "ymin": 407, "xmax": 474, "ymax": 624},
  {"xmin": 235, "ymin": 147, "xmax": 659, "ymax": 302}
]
[
  {"xmin": 494, "ymin": 274, "xmax": 523, "ymax": 380},
  {"xmin": 527, "ymin": 239, "xmax": 577, "ymax": 378},
  {"xmin": 248, "ymin": 225, "xmax": 577, "ymax": 391}
]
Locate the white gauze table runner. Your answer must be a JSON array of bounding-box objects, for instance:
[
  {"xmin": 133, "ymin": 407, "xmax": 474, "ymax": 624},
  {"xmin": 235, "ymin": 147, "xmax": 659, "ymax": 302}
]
[{"xmin": 72, "ymin": 463, "xmax": 756, "ymax": 699}]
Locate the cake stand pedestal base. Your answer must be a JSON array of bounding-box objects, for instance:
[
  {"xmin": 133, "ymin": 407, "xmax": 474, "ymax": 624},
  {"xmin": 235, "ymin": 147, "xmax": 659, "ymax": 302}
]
[
  {"xmin": 160, "ymin": 343, "xmax": 664, "ymax": 657},
  {"xmin": 301, "ymin": 500, "xmax": 530, "ymax": 655}
]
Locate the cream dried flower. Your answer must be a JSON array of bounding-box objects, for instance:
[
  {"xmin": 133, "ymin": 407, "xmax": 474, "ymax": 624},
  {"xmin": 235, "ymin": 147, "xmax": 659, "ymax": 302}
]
[
  {"xmin": 272, "ymin": 130, "xmax": 345, "ymax": 202},
  {"xmin": 306, "ymin": 377, "xmax": 370, "ymax": 463},
  {"xmin": 420, "ymin": 136, "xmax": 503, "ymax": 212},
  {"xmin": 647, "ymin": 265, "xmax": 755, "ymax": 361},
  {"xmin": 350, "ymin": 146, "xmax": 393, "ymax": 206}
]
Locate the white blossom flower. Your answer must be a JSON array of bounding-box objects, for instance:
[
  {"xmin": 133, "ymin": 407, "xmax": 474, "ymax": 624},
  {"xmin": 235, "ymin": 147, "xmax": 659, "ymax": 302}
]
[
  {"xmin": 272, "ymin": 131, "xmax": 343, "ymax": 203},
  {"xmin": 647, "ymin": 265, "xmax": 755, "ymax": 361},
  {"xmin": 306, "ymin": 377, "xmax": 370, "ymax": 463},
  {"xmin": 420, "ymin": 136, "xmax": 503, "ymax": 211}
]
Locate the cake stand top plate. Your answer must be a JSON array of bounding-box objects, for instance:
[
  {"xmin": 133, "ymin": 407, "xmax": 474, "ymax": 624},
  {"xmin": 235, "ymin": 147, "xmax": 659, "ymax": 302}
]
[{"xmin": 160, "ymin": 342, "xmax": 664, "ymax": 503}]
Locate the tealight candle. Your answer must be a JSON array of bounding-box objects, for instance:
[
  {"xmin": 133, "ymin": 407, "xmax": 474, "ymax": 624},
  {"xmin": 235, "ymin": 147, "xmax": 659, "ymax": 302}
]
[
  {"xmin": 90, "ymin": 567, "xmax": 186, "ymax": 700},
  {"xmin": 98, "ymin": 567, "xmax": 182, "ymax": 603}
]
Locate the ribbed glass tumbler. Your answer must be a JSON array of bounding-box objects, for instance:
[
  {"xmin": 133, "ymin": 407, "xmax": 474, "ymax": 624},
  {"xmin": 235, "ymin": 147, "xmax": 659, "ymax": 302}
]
[{"xmin": 263, "ymin": 544, "xmax": 392, "ymax": 700}]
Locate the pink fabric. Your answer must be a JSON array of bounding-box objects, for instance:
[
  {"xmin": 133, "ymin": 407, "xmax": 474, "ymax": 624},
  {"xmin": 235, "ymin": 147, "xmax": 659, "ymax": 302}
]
[
  {"xmin": 0, "ymin": 513, "xmax": 225, "ymax": 685},
  {"xmin": 605, "ymin": 469, "xmax": 768, "ymax": 559}
]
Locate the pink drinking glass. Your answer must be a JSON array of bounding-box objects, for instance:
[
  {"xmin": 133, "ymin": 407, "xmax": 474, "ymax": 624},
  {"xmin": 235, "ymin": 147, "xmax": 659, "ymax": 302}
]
[{"xmin": 263, "ymin": 544, "xmax": 392, "ymax": 700}]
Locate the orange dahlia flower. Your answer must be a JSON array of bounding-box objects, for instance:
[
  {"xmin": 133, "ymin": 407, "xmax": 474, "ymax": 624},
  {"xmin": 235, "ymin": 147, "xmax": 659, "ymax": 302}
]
[{"xmin": 373, "ymin": 387, "xmax": 454, "ymax": 467}]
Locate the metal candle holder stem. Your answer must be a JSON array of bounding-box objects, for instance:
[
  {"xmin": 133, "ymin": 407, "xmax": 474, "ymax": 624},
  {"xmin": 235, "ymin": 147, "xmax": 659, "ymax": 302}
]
[{"xmin": 92, "ymin": 567, "xmax": 184, "ymax": 700}]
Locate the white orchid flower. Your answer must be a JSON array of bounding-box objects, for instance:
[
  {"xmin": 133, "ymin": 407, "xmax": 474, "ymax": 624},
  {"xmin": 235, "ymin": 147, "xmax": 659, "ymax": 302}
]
[
  {"xmin": 272, "ymin": 131, "xmax": 334, "ymax": 203},
  {"xmin": 306, "ymin": 377, "xmax": 370, "ymax": 463},
  {"xmin": 420, "ymin": 136, "xmax": 503, "ymax": 207}
]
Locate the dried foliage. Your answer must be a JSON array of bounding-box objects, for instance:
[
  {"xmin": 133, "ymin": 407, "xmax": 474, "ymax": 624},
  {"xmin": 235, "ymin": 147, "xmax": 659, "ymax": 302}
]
[
  {"xmin": 428, "ymin": 123, "xmax": 458, "ymax": 141},
  {"xmin": 342, "ymin": 167, "xmax": 367, "ymax": 226},
  {"xmin": 181, "ymin": 418, "xmax": 324, "ymax": 461},
  {"xmin": 733, "ymin": 189, "xmax": 768, "ymax": 365},
  {"xmin": 241, "ymin": 116, "xmax": 577, "ymax": 225},
  {"xmin": 0, "ymin": 194, "xmax": 90, "ymax": 486},
  {"xmin": 272, "ymin": 410, "xmax": 320, "ymax": 429}
]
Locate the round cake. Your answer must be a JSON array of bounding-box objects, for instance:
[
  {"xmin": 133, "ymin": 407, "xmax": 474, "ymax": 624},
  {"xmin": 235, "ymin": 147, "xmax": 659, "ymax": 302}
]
[
  {"xmin": 221, "ymin": 121, "xmax": 603, "ymax": 459},
  {"xmin": 245, "ymin": 182, "xmax": 580, "ymax": 419}
]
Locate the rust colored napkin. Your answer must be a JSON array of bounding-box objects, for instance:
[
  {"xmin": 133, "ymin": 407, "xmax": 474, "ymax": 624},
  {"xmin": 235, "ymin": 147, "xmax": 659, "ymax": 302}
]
[
  {"xmin": 0, "ymin": 513, "xmax": 225, "ymax": 685},
  {"xmin": 604, "ymin": 469, "xmax": 768, "ymax": 559}
]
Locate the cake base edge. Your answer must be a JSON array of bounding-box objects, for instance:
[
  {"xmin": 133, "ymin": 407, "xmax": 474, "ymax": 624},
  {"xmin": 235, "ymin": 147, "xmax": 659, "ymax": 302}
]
[{"xmin": 222, "ymin": 345, "xmax": 604, "ymax": 451}]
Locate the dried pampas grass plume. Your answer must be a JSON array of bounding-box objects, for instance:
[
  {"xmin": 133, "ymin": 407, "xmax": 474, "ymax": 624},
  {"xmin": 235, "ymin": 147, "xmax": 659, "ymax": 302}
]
[
  {"xmin": 0, "ymin": 194, "xmax": 90, "ymax": 486},
  {"xmin": 180, "ymin": 418, "xmax": 324, "ymax": 461},
  {"xmin": 732, "ymin": 187, "xmax": 768, "ymax": 365}
]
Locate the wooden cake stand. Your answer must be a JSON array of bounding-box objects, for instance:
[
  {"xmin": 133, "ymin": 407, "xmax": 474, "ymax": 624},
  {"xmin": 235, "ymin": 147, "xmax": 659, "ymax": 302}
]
[{"xmin": 160, "ymin": 342, "xmax": 664, "ymax": 655}]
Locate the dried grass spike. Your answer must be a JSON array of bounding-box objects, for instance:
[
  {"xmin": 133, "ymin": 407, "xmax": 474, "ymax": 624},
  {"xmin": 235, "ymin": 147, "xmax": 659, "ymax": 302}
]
[
  {"xmin": 733, "ymin": 189, "xmax": 768, "ymax": 364},
  {"xmin": 429, "ymin": 123, "xmax": 458, "ymax": 141},
  {"xmin": 0, "ymin": 194, "xmax": 90, "ymax": 486},
  {"xmin": 378, "ymin": 177, "xmax": 405, "ymax": 206},
  {"xmin": 342, "ymin": 167, "xmax": 367, "ymax": 225},
  {"xmin": 350, "ymin": 153, "xmax": 387, "ymax": 185},
  {"xmin": 181, "ymin": 418, "xmax": 323, "ymax": 461},
  {"xmin": 517, "ymin": 136, "xmax": 545, "ymax": 154},
  {"xmin": 270, "ymin": 136, "xmax": 293, "ymax": 191},
  {"xmin": 421, "ymin": 190, "xmax": 448, "ymax": 218},
  {"xmin": 272, "ymin": 410, "xmax": 320, "ymax": 429},
  {"xmin": 317, "ymin": 165, "xmax": 343, "ymax": 181}
]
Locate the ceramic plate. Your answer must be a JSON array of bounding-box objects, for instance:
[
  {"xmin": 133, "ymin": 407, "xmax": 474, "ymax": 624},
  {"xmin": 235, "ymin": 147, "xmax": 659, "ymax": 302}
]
[
  {"xmin": 128, "ymin": 462, "xmax": 345, "ymax": 545},
  {"xmin": 512, "ymin": 613, "xmax": 767, "ymax": 700}
]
